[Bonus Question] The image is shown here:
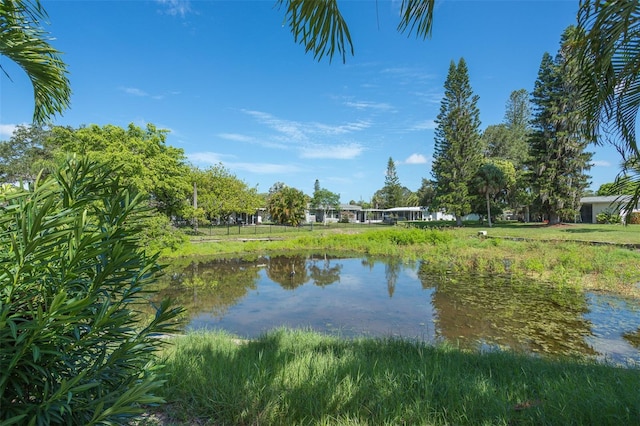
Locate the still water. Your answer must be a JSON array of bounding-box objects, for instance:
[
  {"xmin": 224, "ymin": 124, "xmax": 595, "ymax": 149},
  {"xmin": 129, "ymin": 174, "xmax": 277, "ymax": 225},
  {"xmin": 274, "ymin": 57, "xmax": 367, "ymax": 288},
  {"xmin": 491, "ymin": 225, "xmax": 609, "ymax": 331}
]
[{"xmin": 158, "ymin": 254, "xmax": 640, "ymax": 365}]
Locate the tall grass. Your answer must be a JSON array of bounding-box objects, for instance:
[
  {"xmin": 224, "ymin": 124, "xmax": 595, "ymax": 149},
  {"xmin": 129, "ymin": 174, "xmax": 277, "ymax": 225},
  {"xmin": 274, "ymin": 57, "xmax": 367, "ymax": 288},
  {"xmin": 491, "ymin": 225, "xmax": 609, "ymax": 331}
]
[{"xmin": 158, "ymin": 329, "xmax": 640, "ymax": 425}]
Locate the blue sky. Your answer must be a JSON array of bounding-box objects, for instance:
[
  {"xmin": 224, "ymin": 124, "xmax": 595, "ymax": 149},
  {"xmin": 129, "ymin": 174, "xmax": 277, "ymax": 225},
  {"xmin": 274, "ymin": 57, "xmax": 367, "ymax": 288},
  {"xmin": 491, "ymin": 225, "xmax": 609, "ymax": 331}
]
[{"xmin": 0, "ymin": 0, "xmax": 620, "ymax": 203}]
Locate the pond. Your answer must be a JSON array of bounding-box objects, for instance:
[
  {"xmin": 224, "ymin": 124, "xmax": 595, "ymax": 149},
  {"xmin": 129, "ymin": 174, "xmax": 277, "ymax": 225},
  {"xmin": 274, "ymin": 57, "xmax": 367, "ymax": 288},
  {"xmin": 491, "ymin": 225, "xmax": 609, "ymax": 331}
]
[{"xmin": 157, "ymin": 253, "xmax": 640, "ymax": 365}]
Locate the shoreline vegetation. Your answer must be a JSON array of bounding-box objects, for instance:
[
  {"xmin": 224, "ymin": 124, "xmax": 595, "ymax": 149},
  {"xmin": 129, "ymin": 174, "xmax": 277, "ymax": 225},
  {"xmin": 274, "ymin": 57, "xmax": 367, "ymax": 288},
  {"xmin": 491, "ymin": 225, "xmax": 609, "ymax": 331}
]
[{"xmin": 148, "ymin": 222, "xmax": 640, "ymax": 425}]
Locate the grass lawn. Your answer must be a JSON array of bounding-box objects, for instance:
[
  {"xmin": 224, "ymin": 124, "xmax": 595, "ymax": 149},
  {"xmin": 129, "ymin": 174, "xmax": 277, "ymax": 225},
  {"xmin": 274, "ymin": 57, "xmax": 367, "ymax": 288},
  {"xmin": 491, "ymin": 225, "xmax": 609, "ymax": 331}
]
[
  {"xmin": 152, "ymin": 329, "xmax": 640, "ymax": 426},
  {"xmin": 431, "ymin": 221, "xmax": 640, "ymax": 246},
  {"xmin": 183, "ymin": 221, "xmax": 640, "ymax": 246}
]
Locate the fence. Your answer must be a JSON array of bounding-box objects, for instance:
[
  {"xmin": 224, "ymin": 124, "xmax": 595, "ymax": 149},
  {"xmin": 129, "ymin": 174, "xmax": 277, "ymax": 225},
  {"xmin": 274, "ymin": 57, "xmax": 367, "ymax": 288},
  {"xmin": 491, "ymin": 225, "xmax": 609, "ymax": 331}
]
[{"xmin": 184, "ymin": 221, "xmax": 390, "ymax": 238}]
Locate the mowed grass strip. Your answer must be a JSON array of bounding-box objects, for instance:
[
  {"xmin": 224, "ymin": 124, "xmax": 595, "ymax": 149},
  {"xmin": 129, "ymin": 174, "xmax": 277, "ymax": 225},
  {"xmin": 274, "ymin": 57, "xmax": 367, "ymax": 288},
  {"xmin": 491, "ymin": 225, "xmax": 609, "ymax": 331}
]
[
  {"xmin": 183, "ymin": 222, "xmax": 640, "ymax": 246},
  {"xmin": 157, "ymin": 329, "xmax": 640, "ymax": 426}
]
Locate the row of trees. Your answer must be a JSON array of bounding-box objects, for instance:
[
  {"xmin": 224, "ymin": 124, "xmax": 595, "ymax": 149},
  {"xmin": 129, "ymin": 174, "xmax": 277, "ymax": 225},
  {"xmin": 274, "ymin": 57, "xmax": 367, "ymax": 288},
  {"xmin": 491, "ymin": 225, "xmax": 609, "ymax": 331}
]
[
  {"xmin": 0, "ymin": 123, "xmax": 356, "ymax": 229},
  {"xmin": 430, "ymin": 27, "xmax": 593, "ymax": 226},
  {"xmin": 0, "ymin": 124, "xmax": 266, "ymax": 229}
]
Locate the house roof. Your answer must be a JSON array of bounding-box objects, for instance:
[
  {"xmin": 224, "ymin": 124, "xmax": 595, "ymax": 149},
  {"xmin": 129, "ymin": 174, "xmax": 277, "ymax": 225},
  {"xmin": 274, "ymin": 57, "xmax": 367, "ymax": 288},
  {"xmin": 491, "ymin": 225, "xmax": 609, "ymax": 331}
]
[
  {"xmin": 580, "ymin": 196, "xmax": 631, "ymax": 204},
  {"xmin": 340, "ymin": 204, "xmax": 362, "ymax": 211},
  {"xmin": 384, "ymin": 206, "xmax": 425, "ymax": 212}
]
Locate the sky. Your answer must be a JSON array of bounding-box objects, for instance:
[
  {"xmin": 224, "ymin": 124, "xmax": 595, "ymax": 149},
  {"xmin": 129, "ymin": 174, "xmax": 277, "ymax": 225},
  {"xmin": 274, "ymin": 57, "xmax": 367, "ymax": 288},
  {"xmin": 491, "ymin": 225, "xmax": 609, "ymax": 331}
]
[{"xmin": 0, "ymin": 0, "xmax": 622, "ymax": 203}]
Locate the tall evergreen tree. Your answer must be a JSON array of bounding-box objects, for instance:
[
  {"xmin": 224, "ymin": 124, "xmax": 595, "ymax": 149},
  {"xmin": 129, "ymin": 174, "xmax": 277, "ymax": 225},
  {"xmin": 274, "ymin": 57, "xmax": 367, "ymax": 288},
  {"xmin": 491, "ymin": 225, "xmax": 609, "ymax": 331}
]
[
  {"xmin": 416, "ymin": 178, "xmax": 436, "ymax": 207},
  {"xmin": 432, "ymin": 58, "xmax": 483, "ymax": 226},
  {"xmin": 484, "ymin": 89, "xmax": 531, "ymax": 167},
  {"xmin": 529, "ymin": 27, "xmax": 592, "ymax": 225},
  {"xmin": 505, "ymin": 89, "xmax": 531, "ymax": 130},
  {"xmin": 483, "ymin": 89, "xmax": 533, "ymax": 220},
  {"xmin": 382, "ymin": 157, "xmax": 403, "ymax": 208},
  {"xmin": 311, "ymin": 179, "xmax": 340, "ymax": 224}
]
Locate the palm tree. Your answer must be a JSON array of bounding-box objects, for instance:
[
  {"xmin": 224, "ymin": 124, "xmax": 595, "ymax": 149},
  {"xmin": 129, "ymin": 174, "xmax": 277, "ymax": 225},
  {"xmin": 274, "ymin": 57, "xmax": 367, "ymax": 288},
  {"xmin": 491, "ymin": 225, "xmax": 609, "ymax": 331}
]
[
  {"xmin": 575, "ymin": 0, "xmax": 640, "ymax": 220},
  {"xmin": 0, "ymin": 0, "xmax": 70, "ymax": 123},
  {"xmin": 267, "ymin": 186, "xmax": 308, "ymax": 226},
  {"xmin": 474, "ymin": 163, "xmax": 507, "ymax": 228}
]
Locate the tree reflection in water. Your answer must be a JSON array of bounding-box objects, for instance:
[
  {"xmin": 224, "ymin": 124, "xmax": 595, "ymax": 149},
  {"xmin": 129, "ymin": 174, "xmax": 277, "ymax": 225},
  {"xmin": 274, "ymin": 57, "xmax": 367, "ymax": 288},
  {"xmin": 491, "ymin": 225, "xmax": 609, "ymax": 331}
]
[
  {"xmin": 266, "ymin": 255, "xmax": 308, "ymax": 289},
  {"xmin": 308, "ymin": 253, "xmax": 342, "ymax": 287},
  {"xmin": 419, "ymin": 268, "xmax": 596, "ymax": 357},
  {"xmin": 157, "ymin": 257, "xmax": 262, "ymax": 317},
  {"xmin": 155, "ymin": 254, "xmax": 640, "ymax": 362}
]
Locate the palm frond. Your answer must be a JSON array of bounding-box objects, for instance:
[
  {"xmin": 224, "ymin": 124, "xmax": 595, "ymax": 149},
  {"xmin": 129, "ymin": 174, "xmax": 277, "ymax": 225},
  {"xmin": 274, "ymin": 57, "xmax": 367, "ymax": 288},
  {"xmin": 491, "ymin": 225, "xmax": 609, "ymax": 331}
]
[
  {"xmin": 397, "ymin": 0, "xmax": 435, "ymax": 39},
  {"xmin": 614, "ymin": 154, "xmax": 640, "ymax": 223},
  {"xmin": 277, "ymin": 0, "xmax": 353, "ymax": 63},
  {"xmin": 576, "ymin": 0, "xmax": 640, "ymax": 155},
  {"xmin": 0, "ymin": 0, "xmax": 70, "ymax": 123}
]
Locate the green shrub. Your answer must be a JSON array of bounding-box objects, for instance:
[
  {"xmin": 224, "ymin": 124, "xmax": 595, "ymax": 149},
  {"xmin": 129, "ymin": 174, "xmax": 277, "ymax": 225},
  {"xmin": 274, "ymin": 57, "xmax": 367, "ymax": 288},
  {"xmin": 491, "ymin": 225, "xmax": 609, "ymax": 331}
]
[
  {"xmin": 0, "ymin": 158, "xmax": 183, "ymax": 425},
  {"xmin": 596, "ymin": 209, "xmax": 620, "ymax": 224},
  {"xmin": 628, "ymin": 212, "xmax": 640, "ymax": 225},
  {"xmin": 139, "ymin": 212, "xmax": 187, "ymax": 252}
]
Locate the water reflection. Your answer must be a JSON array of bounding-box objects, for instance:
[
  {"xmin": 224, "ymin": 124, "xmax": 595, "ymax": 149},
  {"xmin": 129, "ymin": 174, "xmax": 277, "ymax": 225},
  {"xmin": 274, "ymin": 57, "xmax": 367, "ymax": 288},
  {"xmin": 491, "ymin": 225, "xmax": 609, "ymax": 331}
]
[
  {"xmin": 156, "ymin": 254, "xmax": 640, "ymax": 364},
  {"xmin": 308, "ymin": 254, "xmax": 342, "ymax": 287},
  {"xmin": 160, "ymin": 257, "xmax": 262, "ymax": 317},
  {"xmin": 420, "ymin": 272, "xmax": 595, "ymax": 357}
]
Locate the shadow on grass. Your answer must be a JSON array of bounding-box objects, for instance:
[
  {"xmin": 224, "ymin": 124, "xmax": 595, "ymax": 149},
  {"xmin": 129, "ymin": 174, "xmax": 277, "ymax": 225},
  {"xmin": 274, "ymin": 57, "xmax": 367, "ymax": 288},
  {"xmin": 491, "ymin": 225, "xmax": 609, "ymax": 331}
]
[
  {"xmin": 160, "ymin": 329, "xmax": 640, "ymax": 425},
  {"xmin": 562, "ymin": 228, "xmax": 614, "ymax": 234}
]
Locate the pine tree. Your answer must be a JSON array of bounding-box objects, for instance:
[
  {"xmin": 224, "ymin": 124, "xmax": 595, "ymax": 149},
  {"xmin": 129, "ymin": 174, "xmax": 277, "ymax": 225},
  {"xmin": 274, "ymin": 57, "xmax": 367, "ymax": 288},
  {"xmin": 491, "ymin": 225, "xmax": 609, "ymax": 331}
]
[
  {"xmin": 483, "ymin": 89, "xmax": 533, "ymax": 220},
  {"xmin": 529, "ymin": 27, "xmax": 592, "ymax": 224},
  {"xmin": 382, "ymin": 157, "xmax": 403, "ymax": 208},
  {"xmin": 311, "ymin": 179, "xmax": 340, "ymax": 224},
  {"xmin": 432, "ymin": 58, "xmax": 483, "ymax": 226}
]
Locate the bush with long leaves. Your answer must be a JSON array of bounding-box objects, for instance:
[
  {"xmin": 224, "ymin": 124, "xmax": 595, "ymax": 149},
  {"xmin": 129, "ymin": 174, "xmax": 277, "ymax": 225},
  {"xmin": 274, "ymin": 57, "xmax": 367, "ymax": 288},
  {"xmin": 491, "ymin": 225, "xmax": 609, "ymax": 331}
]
[{"xmin": 0, "ymin": 157, "xmax": 183, "ymax": 425}]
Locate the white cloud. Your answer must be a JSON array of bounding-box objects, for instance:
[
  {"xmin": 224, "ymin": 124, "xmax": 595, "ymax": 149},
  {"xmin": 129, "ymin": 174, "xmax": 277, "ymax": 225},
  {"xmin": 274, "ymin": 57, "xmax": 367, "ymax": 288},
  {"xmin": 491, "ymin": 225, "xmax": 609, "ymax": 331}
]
[
  {"xmin": 380, "ymin": 67, "xmax": 438, "ymax": 84},
  {"xmin": 403, "ymin": 153, "xmax": 428, "ymax": 164},
  {"xmin": 121, "ymin": 87, "xmax": 178, "ymax": 100},
  {"xmin": 409, "ymin": 119, "xmax": 436, "ymax": 131},
  {"xmin": 411, "ymin": 91, "xmax": 443, "ymax": 104},
  {"xmin": 242, "ymin": 109, "xmax": 371, "ymax": 141},
  {"xmin": 122, "ymin": 87, "xmax": 149, "ymax": 97},
  {"xmin": 232, "ymin": 162, "xmax": 302, "ymax": 174},
  {"xmin": 187, "ymin": 152, "xmax": 301, "ymax": 174},
  {"xmin": 0, "ymin": 124, "xmax": 18, "ymax": 138},
  {"xmin": 344, "ymin": 100, "xmax": 393, "ymax": 111},
  {"xmin": 592, "ymin": 160, "xmax": 612, "ymax": 167},
  {"xmin": 156, "ymin": 0, "xmax": 191, "ymax": 17},
  {"xmin": 218, "ymin": 133, "xmax": 254, "ymax": 143},
  {"xmin": 314, "ymin": 120, "xmax": 371, "ymax": 135},
  {"xmin": 243, "ymin": 110, "xmax": 308, "ymax": 141},
  {"xmin": 188, "ymin": 152, "xmax": 228, "ymax": 165},
  {"xmin": 300, "ymin": 143, "xmax": 364, "ymax": 159}
]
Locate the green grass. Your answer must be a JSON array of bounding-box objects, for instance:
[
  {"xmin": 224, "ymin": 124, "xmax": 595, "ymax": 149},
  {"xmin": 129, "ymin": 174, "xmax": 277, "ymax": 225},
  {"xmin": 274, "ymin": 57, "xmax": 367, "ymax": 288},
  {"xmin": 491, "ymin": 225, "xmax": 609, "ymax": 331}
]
[
  {"xmin": 428, "ymin": 221, "xmax": 640, "ymax": 246},
  {"xmin": 183, "ymin": 221, "xmax": 640, "ymax": 246},
  {"xmin": 155, "ymin": 329, "xmax": 640, "ymax": 425}
]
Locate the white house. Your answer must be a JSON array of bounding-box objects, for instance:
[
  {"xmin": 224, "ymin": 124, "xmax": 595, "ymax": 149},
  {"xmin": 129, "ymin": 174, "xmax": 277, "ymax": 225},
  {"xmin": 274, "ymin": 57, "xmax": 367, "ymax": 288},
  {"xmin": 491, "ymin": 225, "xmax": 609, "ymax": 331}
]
[{"xmin": 579, "ymin": 195, "xmax": 635, "ymax": 223}]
